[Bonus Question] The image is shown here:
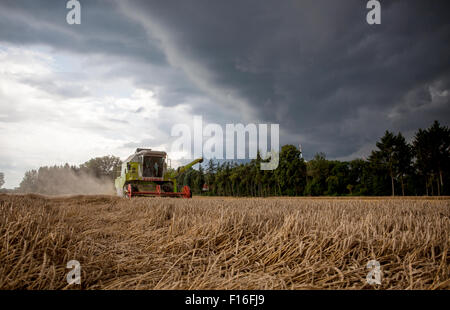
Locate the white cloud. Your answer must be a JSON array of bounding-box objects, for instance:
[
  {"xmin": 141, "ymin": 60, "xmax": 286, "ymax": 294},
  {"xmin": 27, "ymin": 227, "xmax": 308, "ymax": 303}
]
[{"xmin": 0, "ymin": 45, "xmax": 198, "ymax": 188}]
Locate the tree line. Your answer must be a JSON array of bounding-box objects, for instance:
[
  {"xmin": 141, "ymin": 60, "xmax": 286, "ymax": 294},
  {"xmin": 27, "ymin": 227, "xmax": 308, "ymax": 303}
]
[
  {"xmin": 2, "ymin": 120, "xmax": 448, "ymax": 196},
  {"xmin": 14, "ymin": 156, "xmax": 121, "ymax": 195},
  {"xmin": 179, "ymin": 121, "xmax": 449, "ymax": 196}
]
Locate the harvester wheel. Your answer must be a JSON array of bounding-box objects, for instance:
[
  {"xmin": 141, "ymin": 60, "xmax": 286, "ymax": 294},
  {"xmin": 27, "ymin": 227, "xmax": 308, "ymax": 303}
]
[
  {"xmin": 156, "ymin": 185, "xmax": 161, "ymax": 196},
  {"xmin": 127, "ymin": 184, "xmax": 132, "ymax": 198},
  {"xmin": 182, "ymin": 185, "xmax": 192, "ymax": 198},
  {"xmin": 161, "ymin": 182, "xmax": 174, "ymax": 193}
]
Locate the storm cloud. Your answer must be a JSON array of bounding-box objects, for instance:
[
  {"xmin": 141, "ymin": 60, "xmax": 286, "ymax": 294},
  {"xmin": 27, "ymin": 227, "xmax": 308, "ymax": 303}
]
[{"xmin": 120, "ymin": 0, "xmax": 450, "ymax": 157}]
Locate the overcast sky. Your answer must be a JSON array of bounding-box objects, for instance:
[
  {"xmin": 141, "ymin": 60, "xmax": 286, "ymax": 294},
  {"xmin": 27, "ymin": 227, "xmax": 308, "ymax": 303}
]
[{"xmin": 0, "ymin": 0, "xmax": 449, "ymax": 188}]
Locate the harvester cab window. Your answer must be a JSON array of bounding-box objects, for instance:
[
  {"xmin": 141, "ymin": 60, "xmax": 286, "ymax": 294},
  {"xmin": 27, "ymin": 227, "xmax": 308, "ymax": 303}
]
[
  {"xmin": 154, "ymin": 161, "xmax": 159, "ymax": 176},
  {"xmin": 143, "ymin": 156, "xmax": 164, "ymax": 178}
]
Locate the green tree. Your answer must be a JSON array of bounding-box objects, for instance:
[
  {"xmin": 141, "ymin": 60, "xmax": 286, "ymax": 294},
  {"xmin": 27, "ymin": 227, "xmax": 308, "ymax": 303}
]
[
  {"xmin": 326, "ymin": 175, "xmax": 339, "ymax": 195},
  {"xmin": 369, "ymin": 131, "xmax": 399, "ymax": 196},
  {"xmin": 328, "ymin": 161, "xmax": 350, "ymax": 195},
  {"xmin": 205, "ymin": 159, "xmax": 216, "ymax": 195},
  {"xmin": 395, "ymin": 133, "xmax": 412, "ymax": 196},
  {"xmin": 276, "ymin": 145, "xmax": 307, "ymax": 196},
  {"xmin": 305, "ymin": 153, "xmax": 328, "ymax": 196},
  {"xmin": 80, "ymin": 155, "xmax": 122, "ymax": 180},
  {"xmin": 19, "ymin": 170, "xmax": 39, "ymax": 193},
  {"xmin": 229, "ymin": 164, "xmax": 243, "ymax": 196},
  {"xmin": 413, "ymin": 121, "xmax": 450, "ymax": 195},
  {"xmin": 192, "ymin": 165, "xmax": 205, "ymax": 194},
  {"xmin": 348, "ymin": 159, "xmax": 370, "ymax": 195}
]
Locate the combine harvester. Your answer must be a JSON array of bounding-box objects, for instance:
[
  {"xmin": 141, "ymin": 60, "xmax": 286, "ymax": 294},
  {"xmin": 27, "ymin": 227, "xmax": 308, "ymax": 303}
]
[{"xmin": 115, "ymin": 148, "xmax": 203, "ymax": 198}]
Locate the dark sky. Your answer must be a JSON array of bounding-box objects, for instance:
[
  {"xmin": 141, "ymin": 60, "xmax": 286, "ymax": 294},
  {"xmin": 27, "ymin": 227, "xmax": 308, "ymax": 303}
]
[
  {"xmin": 122, "ymin": 0, "xmax": 450, "ymax": 157},
  {"xmin": 0, "ymin": 0, "xmax": 449, "ymax": 186}
]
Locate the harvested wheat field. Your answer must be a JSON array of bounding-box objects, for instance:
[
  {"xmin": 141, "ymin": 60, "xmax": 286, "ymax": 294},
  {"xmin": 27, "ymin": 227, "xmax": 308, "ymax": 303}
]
[{"xmin": 0, "ymin": 194, "xmax": 449, "ymax": 290}]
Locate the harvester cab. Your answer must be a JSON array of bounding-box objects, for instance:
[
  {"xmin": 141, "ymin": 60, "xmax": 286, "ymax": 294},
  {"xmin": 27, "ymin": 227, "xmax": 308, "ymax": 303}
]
[{"xmin": 115, "ymin": 148, "xmax": 203, "ymax": 198}]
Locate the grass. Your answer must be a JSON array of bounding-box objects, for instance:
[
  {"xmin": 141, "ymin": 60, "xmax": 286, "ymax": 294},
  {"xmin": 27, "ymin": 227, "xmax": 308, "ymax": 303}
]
[{"xmin": 0, "ymin": 194, "xmax": 448, "ymax": 289}]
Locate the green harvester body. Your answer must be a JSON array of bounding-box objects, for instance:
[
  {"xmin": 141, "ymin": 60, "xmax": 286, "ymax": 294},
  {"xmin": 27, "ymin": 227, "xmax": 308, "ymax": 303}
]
[{"xmin": 114, "ymin": 148, "xmax": 203, "ymax": 198}]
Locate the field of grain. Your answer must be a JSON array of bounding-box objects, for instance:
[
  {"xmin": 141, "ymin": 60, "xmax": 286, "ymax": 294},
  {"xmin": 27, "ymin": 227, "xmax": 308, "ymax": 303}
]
[{"xmin": 0, "ymin": 194, "xmax": 449, "ymax": 289}]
